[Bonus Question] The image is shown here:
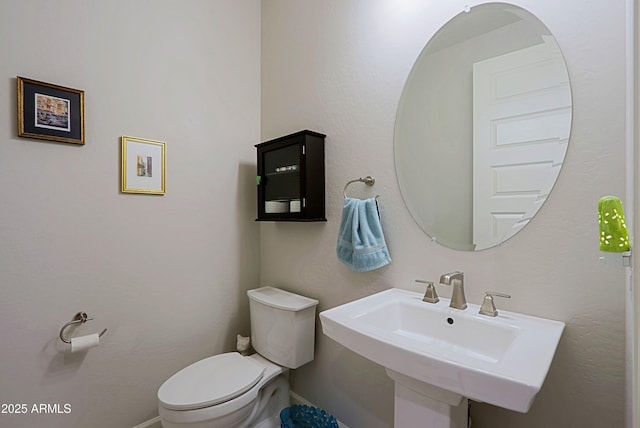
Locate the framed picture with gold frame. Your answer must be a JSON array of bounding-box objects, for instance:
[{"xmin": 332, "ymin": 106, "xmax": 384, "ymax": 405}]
[
  {"xmin": 17, "ymin": 76, "xmax": 85, "ymax": 145},
  {"xmin": 121, "ymin": 136, "xmax": 166, "ymax": 195}
]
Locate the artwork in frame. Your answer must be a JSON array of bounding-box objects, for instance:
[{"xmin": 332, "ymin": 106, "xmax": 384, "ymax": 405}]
[
  {"xmin": 121, "ymin": 136, "xmax": 166, "ymax": 195},
  {"xmin": 17, "ymin": 76, "xmax": 85, "ymax": 145}
]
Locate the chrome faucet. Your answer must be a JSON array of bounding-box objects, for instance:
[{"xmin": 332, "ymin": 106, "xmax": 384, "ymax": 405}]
[{"xmin": 439, "ymin": 271, "xmax": 467, "ymax": 310}]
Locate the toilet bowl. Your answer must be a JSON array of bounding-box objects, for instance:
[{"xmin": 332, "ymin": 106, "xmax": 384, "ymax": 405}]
[
  {"xmin": 158, "ymin": 354, "xmax": 289, "ymax": 428},
  {"xmin": 157, "ymin": 287, "xmax": 319, "ymax": 428}
]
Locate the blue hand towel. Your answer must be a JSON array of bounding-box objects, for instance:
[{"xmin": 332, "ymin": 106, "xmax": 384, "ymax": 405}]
[{"xmin": 337, "ymin": 197, "xmax": 392, "ymax": 272}]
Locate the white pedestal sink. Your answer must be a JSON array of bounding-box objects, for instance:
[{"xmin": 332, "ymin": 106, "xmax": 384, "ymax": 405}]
[{"xmin": 319, "ymin": 288, "xmax": 564, "ymax": 427}]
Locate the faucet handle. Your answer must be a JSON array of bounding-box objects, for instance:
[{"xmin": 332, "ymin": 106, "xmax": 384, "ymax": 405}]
[
  {"xmin": 479, "ymin": 291, "xmax": 511, "ymax": 317},
  {"xmin": 416, "ymin": 279, "xmax": 439, "ymax": 303}
]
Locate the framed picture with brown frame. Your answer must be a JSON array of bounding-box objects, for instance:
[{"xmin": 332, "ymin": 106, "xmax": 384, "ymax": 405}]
[{"xmin": 17, "ymin": 76, "xmax": 85, "ymax": 145}]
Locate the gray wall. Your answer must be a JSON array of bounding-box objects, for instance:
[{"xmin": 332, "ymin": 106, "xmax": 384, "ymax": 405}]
[
  {"xmin": 0, "ymin": 1, "xmax": 260, "ymax": 427},
  {"xmin": 261, "ymin": 1, "xmax": 626, "ymax": 427}
]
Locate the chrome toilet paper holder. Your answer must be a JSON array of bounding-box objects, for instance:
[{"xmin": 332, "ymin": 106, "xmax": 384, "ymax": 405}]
[{"xmin": 59, "ymin": 311, "xmax": 107, "ymax": 344}]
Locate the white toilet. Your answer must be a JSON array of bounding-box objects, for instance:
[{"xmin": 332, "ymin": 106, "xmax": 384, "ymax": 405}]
[{"xmin": 157, "ymin": 287, "xmax": 319, "ymax": 428}]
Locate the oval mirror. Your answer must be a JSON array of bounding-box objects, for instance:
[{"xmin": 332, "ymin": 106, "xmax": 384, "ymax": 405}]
[{"xmin": 394, "ymin": 3, "xmax": 572, "ymax": 251}]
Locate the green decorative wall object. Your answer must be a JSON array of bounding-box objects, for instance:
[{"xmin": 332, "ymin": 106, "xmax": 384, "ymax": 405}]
[{"xmin": 598, "ymin": 196, "xmax": 630, "ymax": 252}]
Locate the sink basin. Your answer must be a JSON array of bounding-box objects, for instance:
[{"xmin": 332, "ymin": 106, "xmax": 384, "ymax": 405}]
[{"xmin": 320, "ymin": 288, "xmax": 564, "ymax": 413}]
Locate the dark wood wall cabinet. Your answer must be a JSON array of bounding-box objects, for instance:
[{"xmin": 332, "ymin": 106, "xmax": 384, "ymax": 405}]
[{"xmin": 256, "ymin": 130, "xmax": 326, "ymax": 221}]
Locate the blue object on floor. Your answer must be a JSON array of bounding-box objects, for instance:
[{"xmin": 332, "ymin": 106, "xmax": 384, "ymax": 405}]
[{"xmin": 280, "ymin": 404, "xmax": 339, "ymax": 428}]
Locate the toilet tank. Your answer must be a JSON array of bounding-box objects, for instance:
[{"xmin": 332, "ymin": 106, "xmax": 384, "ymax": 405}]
[{"xmin": 248, "ymin": 287, "xmax": 319, "ymax": 369}]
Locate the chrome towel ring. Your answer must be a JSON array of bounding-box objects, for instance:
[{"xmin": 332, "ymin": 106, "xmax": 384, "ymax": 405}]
[
  {"xmin": 59, "ymin": 312, "xmax": 107, "ymax": 344},
  {"xmin": 343, "ymin": 176, "xmax": 377, "ymax": 199}
]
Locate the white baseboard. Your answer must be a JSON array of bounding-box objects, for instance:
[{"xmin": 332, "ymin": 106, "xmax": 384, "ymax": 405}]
[
  {"xmin": 132, "ymin": 416, "xmax": 161, "ymax": 428},
  {"xmin": 290, "ymin": 391, "xmax": 350, "ymax": 428}
]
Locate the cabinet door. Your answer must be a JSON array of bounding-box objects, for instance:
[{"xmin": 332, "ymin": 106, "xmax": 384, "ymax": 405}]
[{"xmin": 263, "ymin": 143, "xmax": 301, "ymax": 210}]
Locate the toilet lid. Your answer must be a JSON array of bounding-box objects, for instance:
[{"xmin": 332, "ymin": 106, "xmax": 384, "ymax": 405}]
[{"xmin": 158, "ymin": 353, "xmax": 265, "ymax": 411}]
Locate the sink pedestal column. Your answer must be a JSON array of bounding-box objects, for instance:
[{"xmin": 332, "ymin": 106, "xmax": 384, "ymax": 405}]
[{"xmin": 387, "ymin": 369, "xmax": 468, "ymax": 428}]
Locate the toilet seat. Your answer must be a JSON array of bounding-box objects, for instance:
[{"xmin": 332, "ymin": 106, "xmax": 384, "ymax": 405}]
[
  {"xmin": 158, "ymin": 354, "xmax": 288, "ymax": 428},
  {"xmin": 158, "ymin": 352, "xmax": 265, "ymax": 411}
]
